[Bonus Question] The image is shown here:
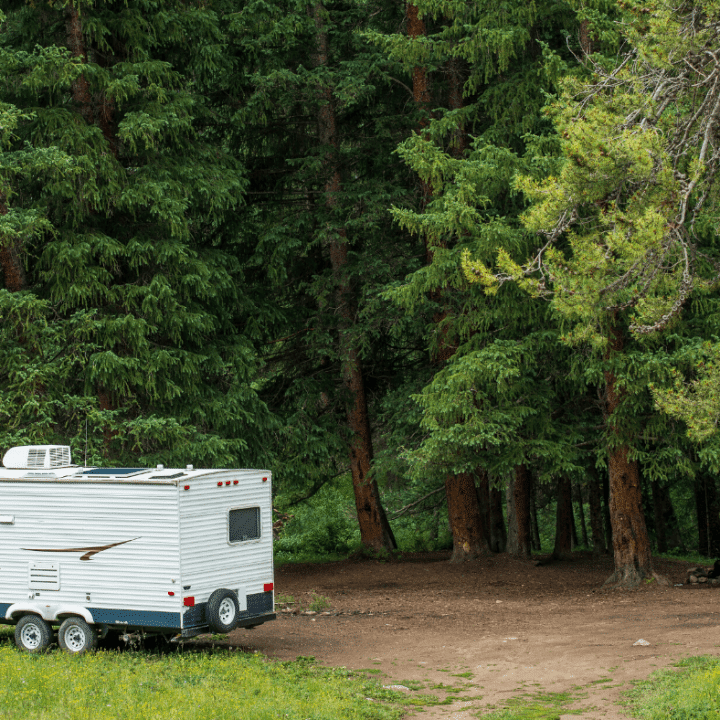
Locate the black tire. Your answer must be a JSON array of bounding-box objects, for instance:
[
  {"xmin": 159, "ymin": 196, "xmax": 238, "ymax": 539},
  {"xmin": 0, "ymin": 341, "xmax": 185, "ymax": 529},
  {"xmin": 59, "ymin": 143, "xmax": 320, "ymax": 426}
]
[
  {"xmin": 58, "ymin": 617, "xmax": 97, "ymax": 655},
  {"xmin": 15, "ymin": 615, "xmax": 52, "ymax": 653},
  {"xmin": 206, "ymin": 589, "xmax": 239, "ymax": 633}
]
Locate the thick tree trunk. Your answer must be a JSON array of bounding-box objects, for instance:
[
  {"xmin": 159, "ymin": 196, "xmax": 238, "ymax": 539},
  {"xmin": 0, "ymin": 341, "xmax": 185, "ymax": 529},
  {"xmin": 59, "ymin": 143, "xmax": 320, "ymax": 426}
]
[
  {"xmin": 576, "ymin": 484, "xmax": 589, "ymax": 548},
  {"xmin": 603, "ymin": 325, "xmax": 653, "ymax": 586},
  {"xmin": 446, "ymin": 472, "xmax": 490, "ymax": 561},
  {"xmin": 588, "ymin": 468, "xmax": 606, "ymax": 559},
  {"xmin": 552, "ymin": 476, "xmax": 574, "ymax": 560},
  {"xmin": 506, "ymin": 465, "xmax": 531, "ymax": 557},
  {"xmin": 310, "ymin": 3, "xmax": 395, "ymax": 552}
]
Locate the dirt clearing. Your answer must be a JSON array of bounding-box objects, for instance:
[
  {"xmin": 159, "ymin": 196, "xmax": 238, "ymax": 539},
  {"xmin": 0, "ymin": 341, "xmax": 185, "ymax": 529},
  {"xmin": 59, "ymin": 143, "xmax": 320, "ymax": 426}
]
[{"xmin": 225, "ymin": 553, "xmax": 720, "ymax": 718}]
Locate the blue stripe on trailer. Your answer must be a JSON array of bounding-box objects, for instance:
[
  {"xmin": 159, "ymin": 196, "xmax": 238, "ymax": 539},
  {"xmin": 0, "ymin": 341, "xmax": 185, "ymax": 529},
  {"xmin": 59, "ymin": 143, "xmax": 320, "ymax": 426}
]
[{"xmin": 88, "ymin": 607, "xmax": 182, "ymax": 629}]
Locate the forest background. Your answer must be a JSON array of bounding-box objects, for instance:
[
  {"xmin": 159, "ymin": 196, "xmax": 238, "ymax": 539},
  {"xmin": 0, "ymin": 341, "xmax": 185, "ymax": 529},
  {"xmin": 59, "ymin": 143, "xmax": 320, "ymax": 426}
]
[{"xmin": 2, "ymin": 0, "xmax": 720, "ymax": 588}]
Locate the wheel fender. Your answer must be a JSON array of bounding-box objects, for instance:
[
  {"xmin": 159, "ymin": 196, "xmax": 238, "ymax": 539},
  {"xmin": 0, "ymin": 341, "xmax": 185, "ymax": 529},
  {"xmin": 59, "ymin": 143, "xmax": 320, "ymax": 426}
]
[{"xmin": 6, "ymin": 603, "xmax": 94, "ymax": 624}]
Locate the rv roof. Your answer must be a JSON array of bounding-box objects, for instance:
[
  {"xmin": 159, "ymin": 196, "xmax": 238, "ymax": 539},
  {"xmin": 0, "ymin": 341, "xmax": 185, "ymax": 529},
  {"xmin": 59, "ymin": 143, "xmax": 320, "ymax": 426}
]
[{"xmin": 82, "ymin": 468, "xmax": 146, "ymax": 476}]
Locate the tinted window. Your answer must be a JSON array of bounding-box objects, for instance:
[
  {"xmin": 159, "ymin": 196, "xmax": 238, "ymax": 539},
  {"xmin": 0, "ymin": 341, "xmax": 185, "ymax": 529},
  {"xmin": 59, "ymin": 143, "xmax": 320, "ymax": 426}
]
[{"xmin": 229, "ymin": 507, "xmax": 260, "ymax": 543}]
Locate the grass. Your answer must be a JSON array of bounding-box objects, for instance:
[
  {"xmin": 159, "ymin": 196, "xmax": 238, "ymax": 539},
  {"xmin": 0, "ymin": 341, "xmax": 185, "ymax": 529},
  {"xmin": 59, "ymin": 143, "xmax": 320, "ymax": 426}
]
[
  {"xmin": 623, "ymin": 655, "xmax": 720, "ymax": 719},
  {"xmin": 308, "ymin": 593, "xmax": 332, "ymax": 612},
  {"xmin": 476, "ymin": 690, "xmax": 584, "ymax": 719},
  {"xmin": 0, "ymin": 628, "xmax": 405, "ymax": 720}
]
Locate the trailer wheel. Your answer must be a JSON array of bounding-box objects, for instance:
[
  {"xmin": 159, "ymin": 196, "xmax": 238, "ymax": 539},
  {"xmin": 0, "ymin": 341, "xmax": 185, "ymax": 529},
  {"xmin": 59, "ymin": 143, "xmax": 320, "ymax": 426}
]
[
  {"xmin": 207, "ymin": 589, "xmax": 239, "ymax": 633},
  {"xmin": 15, "ymin": 615, "xmax": 52, "ymax": 653},
  {"xmin": 58, "ymin": 617, "xmax": 97, "ymax": 655}
]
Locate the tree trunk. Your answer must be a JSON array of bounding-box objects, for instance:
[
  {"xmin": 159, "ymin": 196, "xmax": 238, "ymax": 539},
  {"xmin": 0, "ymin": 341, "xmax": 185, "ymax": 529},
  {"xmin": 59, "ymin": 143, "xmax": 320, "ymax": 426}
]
[
  {"xmin": 552, "ymin": 475, "xmax": 574, "ymax": 560},
  {"xmin": 446, "ymin": 56, "xmax": 466, "ymax": 156},
  {"xmin": 310, "ymin": 3, "xmax": 395, "ymax": 552},
  {"xmin": 506, "ymin": 465, "xmax": 531, "ymax": 557},
  {"xmin": 65, "ymin": 4, "xmax": 94, "ymax": 125},
  {"xmin": 695, "ymin": 474, "xmax": 720, "ymax": 557},
  {"xmin": 655, "ymin": 482, "xmax": 685, "ymax": 553},
  {"xmin": 446, "ymin": 472, "xmax": 490, "ymax": 561},
  {"xmin": 603, "ymin": 326, "xmax": 653, "ymax": 587},
  {"xmin": 531, "ymin": 481, "xmax": 542, "ymax": 552},
  {"xmin": 570, "ymin": 489, "xmax": 579, "ymax": 550},
  {"xmin": 652, "ymin": 480, "xmax": 668, "ymax": 554},
  {"xmin": 575, "ymin": 483, "xmax": 589, "ymax": 548},
  {"xmin": 602, "ymin": 471, "xmax": 612, "ymax": 554},
  {"xmin": 588, "ymin": 468, "xmax": 606, "ymax": 559},
  {"xmin": 489, "ymin": 484, "xmax": 506, "ymax": 552}
]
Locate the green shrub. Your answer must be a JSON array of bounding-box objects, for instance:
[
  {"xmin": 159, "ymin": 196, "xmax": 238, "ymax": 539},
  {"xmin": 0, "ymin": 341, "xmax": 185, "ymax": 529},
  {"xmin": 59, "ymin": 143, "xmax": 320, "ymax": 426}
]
[{"xmin": 274, "ymin": 483, "xmax": 359, "ymax": 561}]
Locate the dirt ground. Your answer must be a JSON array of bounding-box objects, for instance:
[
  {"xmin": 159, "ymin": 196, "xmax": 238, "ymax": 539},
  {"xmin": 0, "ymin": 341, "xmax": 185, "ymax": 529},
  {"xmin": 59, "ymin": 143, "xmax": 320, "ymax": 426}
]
[{"xmin": 224, "ymin": 552, "xmax": 720, "ymax": 719}]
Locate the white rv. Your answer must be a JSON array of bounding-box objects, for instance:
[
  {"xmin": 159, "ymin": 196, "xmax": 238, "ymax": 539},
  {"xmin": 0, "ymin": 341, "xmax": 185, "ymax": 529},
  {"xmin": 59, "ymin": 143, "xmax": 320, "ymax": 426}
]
[{"xmin": 0, "ymin": 445, "xmax": 275, "ymax": 654}]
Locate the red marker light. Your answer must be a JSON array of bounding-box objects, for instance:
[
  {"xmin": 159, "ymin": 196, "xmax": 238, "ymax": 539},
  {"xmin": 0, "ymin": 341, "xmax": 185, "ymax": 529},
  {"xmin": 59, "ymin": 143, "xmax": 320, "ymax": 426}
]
[
  {"xmin": 233, "ymin": 480, "xmax": 238, "ymax": 485},
  {"xmin": 225, "ymin": 481, "xmax": 231, "ymax": 486},
  {"xmin": 264, "ymin": 583, "xmax": 274, "ymax": 592},
  {"xmin": 183, "ymin": 596, "xmax": 195, "ymax": 607},
  {"xmin": 183, "ymin": 485, "xmax": 190, "ymax": 490},
  {"xmin": 168, "ymin": 591, "xmax": 175, "ymax": 596},
  {"xmin": 217, "ymin": 482, "xmax": 222, "ymax": 487},
  {"xmin": 262, "ymin": 477, "xmax": 268, "ymax": 482}
]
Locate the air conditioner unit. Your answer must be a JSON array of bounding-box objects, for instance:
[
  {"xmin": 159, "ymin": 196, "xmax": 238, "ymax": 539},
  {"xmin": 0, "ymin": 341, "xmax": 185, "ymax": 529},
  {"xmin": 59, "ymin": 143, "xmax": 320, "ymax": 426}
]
[{"xmin": 2, "ymin": 446, "xmax": 72, "ymax": 469}]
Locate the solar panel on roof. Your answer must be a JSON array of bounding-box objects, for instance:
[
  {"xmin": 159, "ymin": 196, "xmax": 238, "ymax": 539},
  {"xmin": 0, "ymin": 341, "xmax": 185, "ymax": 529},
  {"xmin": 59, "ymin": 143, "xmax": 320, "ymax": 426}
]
[{"xmin": 82, "ymin": 468, "xmax": 147, "ymax": 475}]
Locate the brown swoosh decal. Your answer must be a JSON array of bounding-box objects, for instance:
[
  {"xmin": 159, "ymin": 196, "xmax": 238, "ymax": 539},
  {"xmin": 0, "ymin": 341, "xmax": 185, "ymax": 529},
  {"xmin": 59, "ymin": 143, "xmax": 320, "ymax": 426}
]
[{"xmin": 22, "ymin": 538, "xmax": 139, "ymax": 561}]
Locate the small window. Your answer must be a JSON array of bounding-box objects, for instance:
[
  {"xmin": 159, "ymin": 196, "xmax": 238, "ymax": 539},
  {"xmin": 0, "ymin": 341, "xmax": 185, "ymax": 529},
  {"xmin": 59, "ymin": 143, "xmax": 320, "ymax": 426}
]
[{"xmin": 229, "ymin": 507, "xmax": 261, "ymax": 543}]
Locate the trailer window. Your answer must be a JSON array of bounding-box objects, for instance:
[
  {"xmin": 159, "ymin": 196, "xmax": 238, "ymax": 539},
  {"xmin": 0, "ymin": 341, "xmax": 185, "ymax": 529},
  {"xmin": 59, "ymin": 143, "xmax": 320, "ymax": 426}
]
[{"xmin": 229, "ymin": 507, "xmax": 260, "ymax": 543}]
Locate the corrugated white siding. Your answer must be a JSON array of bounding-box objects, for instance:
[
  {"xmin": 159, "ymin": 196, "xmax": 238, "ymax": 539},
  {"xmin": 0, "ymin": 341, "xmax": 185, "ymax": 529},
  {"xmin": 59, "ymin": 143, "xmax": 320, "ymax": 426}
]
[
  {"xmin": 0, "ymin": 482, "xmax": 182, "ymax": 614},
  {"xmin": 178, "ymin": 470, "xmax": 273, "ymax": 607}
]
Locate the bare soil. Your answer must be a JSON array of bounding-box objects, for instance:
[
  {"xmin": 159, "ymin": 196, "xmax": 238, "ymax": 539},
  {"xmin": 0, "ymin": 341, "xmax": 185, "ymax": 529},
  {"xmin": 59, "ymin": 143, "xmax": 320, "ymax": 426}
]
[{"xmin": 225, "ymin": 552, "xmax": 720, "ymax": 719}]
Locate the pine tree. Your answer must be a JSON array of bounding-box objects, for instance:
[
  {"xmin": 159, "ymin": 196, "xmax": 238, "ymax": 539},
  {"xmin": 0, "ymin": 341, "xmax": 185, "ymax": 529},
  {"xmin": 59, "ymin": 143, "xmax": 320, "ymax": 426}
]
[
  {"xmin": 0, "ymin": 1, "xmax": 273, "ymax": 467},
  {"xmin": 464, "ymin": 0, "xmax": 720, "ymax": 585}
]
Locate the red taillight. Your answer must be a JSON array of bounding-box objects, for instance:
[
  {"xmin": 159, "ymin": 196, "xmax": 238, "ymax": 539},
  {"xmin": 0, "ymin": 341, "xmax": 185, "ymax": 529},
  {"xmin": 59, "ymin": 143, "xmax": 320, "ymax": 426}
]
[
  {"xmin": 183, "ymin": 596, "xmax": 195, "ymax": 607},
  {"xmin": 217, "ymin": 482, "xmax": 222, "ymax": 487},
  {"xmin": 233, "ymin": 480, "xmax": 239, "ymax": 485},
  {"xmin": 262, "ymin": 477, "xmax": 268, "ymax": 482},
  {"xmin": 225, "ymin": 481, "xmax": 231, "ymax": 486},
  {"xmin": 168, "ymin": 591, "xmax": 175, "ymax": 596},
  {"xmin": 264, "ymin": 583, "xmax": 274, "ymax": 592}
]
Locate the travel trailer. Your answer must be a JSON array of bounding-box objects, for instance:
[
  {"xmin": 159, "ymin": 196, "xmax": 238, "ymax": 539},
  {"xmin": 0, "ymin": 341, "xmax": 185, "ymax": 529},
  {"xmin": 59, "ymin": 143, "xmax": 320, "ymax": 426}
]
[{"xmin": 0, "ymin": 445, "xmax": 275, "ymax": 653}]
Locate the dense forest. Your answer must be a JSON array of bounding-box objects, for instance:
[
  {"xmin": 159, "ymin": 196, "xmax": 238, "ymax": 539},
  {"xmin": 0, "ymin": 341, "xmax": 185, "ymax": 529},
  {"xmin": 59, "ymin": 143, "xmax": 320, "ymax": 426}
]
[{"xmin": 2, "ymin": 0, "xmax": 720, "ymax": 587}]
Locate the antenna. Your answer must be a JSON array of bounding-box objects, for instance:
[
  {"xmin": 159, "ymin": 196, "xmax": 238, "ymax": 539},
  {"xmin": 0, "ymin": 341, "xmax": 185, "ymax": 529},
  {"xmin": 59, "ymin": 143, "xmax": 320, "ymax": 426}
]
[{"xmin": 84, "ymin": 418, "xmax": 88, "ymax": 468}]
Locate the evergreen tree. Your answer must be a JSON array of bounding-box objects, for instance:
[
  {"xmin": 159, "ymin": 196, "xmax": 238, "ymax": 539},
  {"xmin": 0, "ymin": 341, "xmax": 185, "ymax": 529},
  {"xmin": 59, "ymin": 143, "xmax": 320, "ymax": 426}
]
[
  {"xmin": 0, "ymin": 0, "xmax": 273, "ymax": 468},
  {"xmin": 464, "ymin": 0, "xmax": 720, "ymax": 584}
]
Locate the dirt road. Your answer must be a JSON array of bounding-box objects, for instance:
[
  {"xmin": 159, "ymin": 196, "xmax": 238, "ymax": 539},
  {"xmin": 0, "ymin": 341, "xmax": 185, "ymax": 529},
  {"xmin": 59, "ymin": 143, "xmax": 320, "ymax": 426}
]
[{"xmin": 225, "ymin": 553, "xmax": 720, "ymax": 719}]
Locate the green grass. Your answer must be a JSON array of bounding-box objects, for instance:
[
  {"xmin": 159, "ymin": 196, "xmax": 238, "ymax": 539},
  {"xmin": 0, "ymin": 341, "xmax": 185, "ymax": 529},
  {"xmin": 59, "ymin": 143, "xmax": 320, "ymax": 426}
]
[
  {"xmin": 623, "ymin": 655, "xmax": 720, "ymax": 719},
  {"xmin": 652, "ymin": 550, "xmax": 716, "ymax": 565},
  {"xmin": 476, "ymin": 690, "xmax": 583, "ymax": 719},
  {"xmin": 0, "ymin": 630, "xmax": 404, "ymax": 720},
  {"xmin": 308, "ymin": 593, "xmax": 332, "ymax": 612}
]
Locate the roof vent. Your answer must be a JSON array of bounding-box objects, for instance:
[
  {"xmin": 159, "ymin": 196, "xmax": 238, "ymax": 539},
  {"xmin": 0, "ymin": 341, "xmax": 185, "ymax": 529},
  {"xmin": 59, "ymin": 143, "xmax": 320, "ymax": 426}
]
[{"xmin": 2, "ymin": 445, "xmax": 72, "ymax": 469}]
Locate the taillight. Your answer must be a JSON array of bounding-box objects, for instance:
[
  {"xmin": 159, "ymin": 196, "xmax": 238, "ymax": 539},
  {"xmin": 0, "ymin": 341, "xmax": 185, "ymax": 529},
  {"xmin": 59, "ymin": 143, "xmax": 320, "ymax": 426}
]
[
  {"xmin": 183, "ymin": 596, "xmax": 195, "ymax": 607},
  {"xmin": 264, "ymin": 583, "xmax": 274, "ymax": 592}
]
